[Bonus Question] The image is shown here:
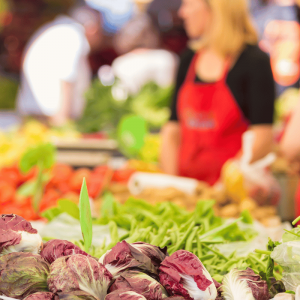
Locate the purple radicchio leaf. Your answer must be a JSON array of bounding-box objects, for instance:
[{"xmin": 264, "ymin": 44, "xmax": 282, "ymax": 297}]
[
  {"xmin": 99, "ymin": 241, "xmax": 157, "ymax": 277},
  {"xmin": 47, "ymin": 254, "xmax": 112, "ymax": 300},
  {"xmin": 0, "ymin": 252, "xmax": 50, "ymax": 299},
  {"xmin": 159, "ymin": 250, "xmax": 217, "ymax": 300},
  {"xmin": 23, "ymin": 292, "xmax": 57, "ymax": 300},
  {"xmin": 109, "ymin": 269, "xmax": 168, "ymax": 300},
  {"xmin": 222, "ymin": 268, "xmax": 269, "ymax": 300},
  {"xmin": 40, "ymin": 239, "xmax": 91, "ymax": 264},
  {"xmin": 0, "ymin": 214, "xmax": 42, "ymax": 256},
  {"xmin": 57, "ymin": 291, "xmax": 98, "ymax": 300},
  {"xmin": 131, "ymin": 242, "xmax": 168, "ymax": 270},
  {"xmin": 105, "ymin": 288, "xmax": 147, "ymax": 300}
]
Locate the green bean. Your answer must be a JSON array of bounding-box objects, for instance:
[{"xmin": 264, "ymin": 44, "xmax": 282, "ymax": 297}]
[
  {"xmin": 151, "ymin": 224, "xmax": 168, "ymax": 246},
  {"xmin": 109, "ymin": 221, "xmax": 119, "ymax": 244},
  {"xmin": 197, "ymin": 233, "xmax": 202, "ymax": 257},
  {"xmin": 185, "ymin": 227, "xmax": 198, "ymax": 252},
  {"xmin": 174, "ymin": 221, "xmax": 195, "ymax": 251},
  {"xmin": 202, "ymin": 243, "xmax": 229, "ymax": 261}
]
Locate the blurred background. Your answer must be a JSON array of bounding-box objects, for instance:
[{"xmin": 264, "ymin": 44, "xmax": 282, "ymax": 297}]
[{"xmin": 0, "ymin": 0, "xmax": 300, "ymax": 226}]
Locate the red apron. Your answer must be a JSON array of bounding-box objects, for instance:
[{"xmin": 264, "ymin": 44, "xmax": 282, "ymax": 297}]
[{"xmin": 177, "ymin": 52, "xmax": 249, "ymax": 185}]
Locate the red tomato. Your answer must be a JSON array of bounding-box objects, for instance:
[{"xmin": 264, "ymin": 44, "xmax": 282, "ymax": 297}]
[
  {"xmin": 0, "ymin": 204, "xmax": 23, "ymax": 216},
  {"xmin": 87, "ymin": 176, "xmax": 104, "ymax": 199},
  {"xmin": 0, "ymin": 182, "xmax": 16, "ymax": 204},
  {"xmin": 111, "ymin": 169, "xmax": 136, "ymax": 183},
  {"xmin": 93, "ymin": 165, "xmax": 111, "ymax": 176},
  {"xmin": 69, "ymin": 168, "xmax": 91, "ymax": 193},
  {"xmin": 51, "ymin": 164, "xmax": 74, "ymax": 186},
  {"xmin": 39, "ymin": 189, "xmax": 61, "ymax": 211}
]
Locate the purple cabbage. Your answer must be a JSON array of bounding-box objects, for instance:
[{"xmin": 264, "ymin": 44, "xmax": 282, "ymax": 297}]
[
  {"xmin": 48, "ymin": 254, "xmax": 112, "ymax": 300},
  {"xmin": 99, "ymin": 241, "xmax": 157, "ymax": 277},
  {"xmin": 0, "ymin": 214, "xmax": 42, "ymax": 256},
  {"xmin": 159, "ymin": 250, "xmax": 217, "ymax": 300},
  {"xmin": 40, "ymin": 239, "xmax": 91, "ymax": 264},
  {"xmin": 0, "ymin": 252, "xmax": 50, "ymax": 299},
  {"xmin": 109, "ymin": 269, "xmax": 168, "ymax": 300}
]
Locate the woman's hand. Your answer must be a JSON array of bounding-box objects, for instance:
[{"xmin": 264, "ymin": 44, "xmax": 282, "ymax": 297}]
[{"xmin": 160, "ymin": 121, "xmax": 181, "ymax": 175}]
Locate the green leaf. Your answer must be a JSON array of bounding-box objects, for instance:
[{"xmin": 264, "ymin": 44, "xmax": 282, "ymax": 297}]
[
  {"xmin": 42, "ymin": 237, "xmax": 57, "ymax": 242},
  {"xmin": 101, "ymin": 192, "xmax": 116, "ymax": 218},
  {"xmin": 33, "ymin": 163, "xmax": 44, "ymax": 212},
  {"xmin": 79, "ymin": 178, "xmax": 93, "ymax": 253},
  {"xmin": 240, "ymin": 210, "xmax": 253, "ymax": 224},
  {"xmin": 17, "ymin": 180, "xmax": 36, "ymax": 197},
  {"xmin": 58, "ymin": 199, "xmax": 80, "ymax": 220},
  {"xmin": 19, "ymin": 143, "xmax": 56, "ymax": 173},
  {"xmin": 117, "ymin": 114, "xmax": 148, "ymax": 158},
  {"xmin": 41, "ymin": 207, "xmax": 62, "ymax": 222},
  {"xmin": 17, "ymin": 173, "xmax": 51, "ymax": 197}
]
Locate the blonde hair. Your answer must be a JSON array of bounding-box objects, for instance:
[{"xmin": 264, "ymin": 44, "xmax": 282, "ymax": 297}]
[{"xmin": 192, "ymin": 0, "xmax": 258, "ymax": 57}]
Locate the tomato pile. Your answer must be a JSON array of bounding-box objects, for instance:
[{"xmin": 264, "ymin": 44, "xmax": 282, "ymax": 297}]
[{"xmin": 0, "ymin": 164, "xmax": 136, "ymax": 220}]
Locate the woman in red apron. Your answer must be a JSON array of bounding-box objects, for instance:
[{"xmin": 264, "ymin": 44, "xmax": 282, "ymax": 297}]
[{"xmin": 160, "ymin": 0, "xmax": 275, "ymax": 185}]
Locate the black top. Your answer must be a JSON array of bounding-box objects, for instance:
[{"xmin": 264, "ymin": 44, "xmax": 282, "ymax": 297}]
[{"xmin": 170, "ymin": 45, "xmax": 275, "ymax": 125}]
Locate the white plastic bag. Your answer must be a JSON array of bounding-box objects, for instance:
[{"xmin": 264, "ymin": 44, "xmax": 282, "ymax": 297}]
[{"xmin": 222, "ymin": 131, "xmax": 281, "ymax": 205}]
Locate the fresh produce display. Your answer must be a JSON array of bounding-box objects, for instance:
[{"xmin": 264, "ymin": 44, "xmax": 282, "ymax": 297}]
[
  {"xmin": 77, "ymin": 80, "xmax": 173, "ymax": 134},
  {"xmin": 256, "ymin": 216, "xmax": 300, "ymax": 293},
  {"xmin": 109, "ymin": 183, "xmax": 279, "ymax": 226},
  {"xmin": 0, "ymin": 209, "xmax": 290, "ymax": 300},
  {"xmin": 0, "ymin": 180, "xmax": 296, "ymax": 300},
  {"xmin": 43, "ymin": 195, "xmax": 282, "ymax": 285},
  {"xmin": 0, "ymin": 120, "xmax": 81, "ymax": 168}
]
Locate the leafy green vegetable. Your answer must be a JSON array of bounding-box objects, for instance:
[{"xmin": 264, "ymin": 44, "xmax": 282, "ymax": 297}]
[
  {"xmin": 79, "ymin": 178, "xmax": 93, "ymax": 253},
  {"xmin": 45, "ymin": 195, "xmax": 273, "ymax": 280},
  {"xmin": 18, "ymin": 143, "xmax": 55, "ymax": 212},
  {"xmin": 58, "ymin": 200, "xmax": 80, "ymax": 220},
  {"xmin": 19, "ymin": 143, "xmax": 55, "ymax": 173},
  {"xmin": 77, "ymin": 80, "xmax": 173, "ymax": 135},
  {"xmin": 117, "ymin": 115, "xmax": 147, "ymax": 157}
]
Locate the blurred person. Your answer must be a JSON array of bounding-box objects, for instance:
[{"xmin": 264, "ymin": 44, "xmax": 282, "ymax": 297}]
[
  {"xmin": 280, "ymin": 98, "xmax": 300, "ymax": 218},
  {"xmin": 111, "ymin": 13, "xmax": 178, "ymax": 95},
  {"xmin": 17, "ymin": 5, "xmax": 103, "ymax": 126},
  {"xmin": 252, "ymin": 0, "xmax": 300, "ymax": 96},
  {"xmin": 280, "ymin": 99, "xmax": 300, "ymax": 173},
  {"xmin": 160, "ymin": 0, "xmax": 275, "ymax": 185}
]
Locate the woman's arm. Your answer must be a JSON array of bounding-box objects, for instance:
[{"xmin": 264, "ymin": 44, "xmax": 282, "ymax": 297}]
[
  {"xmin": 250, "ymin": 124, "xmax": 274, "ymax": 162},
  {"xmin": 280, "ymin": 99, "xmax": 300, "ymax": 163},
  {"xmin": 160, "ymin": 121, "xmax": 181, "ymax": 175}
]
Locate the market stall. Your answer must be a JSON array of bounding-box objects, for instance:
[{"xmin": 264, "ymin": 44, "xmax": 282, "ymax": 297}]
[{"xmin": 0, "ymin": 180, "xmax": 299, "ymax": 300}]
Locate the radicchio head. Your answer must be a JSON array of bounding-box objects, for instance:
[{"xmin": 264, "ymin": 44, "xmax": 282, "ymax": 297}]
[
  {"xmin": 109, "ymin": 269, "xmax": 168, "ymax": 300},
  {"xmin": 48, "ymin": 254, "xmax": 112, "ymax": 300},
  {"xmin": 0, "ymin": 214, "xmax": 42, "ymax": 256},
  {"xmin": 40, "ymin": 239, "xmax": 91, "ymax": 264},
  {"xmin": 159, "ymin": 250, "xmax": 217, "ymax": 300},
  {"xmin": 222, "ymin": 268, "xmax": 269, "ymax": 300},
  {"xmin": 99, "ymin": 241, "xmax": 157, "ymax": 277}
]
